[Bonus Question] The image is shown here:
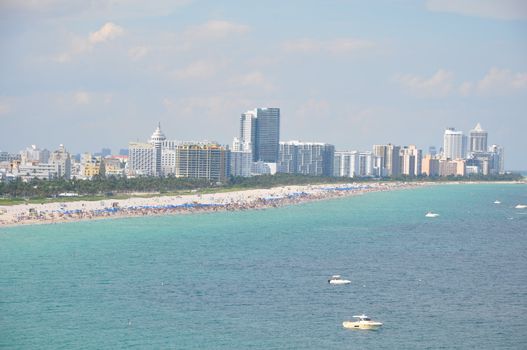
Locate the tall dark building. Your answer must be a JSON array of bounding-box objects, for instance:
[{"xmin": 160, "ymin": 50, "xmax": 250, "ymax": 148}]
[{"xmin": 254, "ymin": 108, "xmax": 280, "ymax": 162}]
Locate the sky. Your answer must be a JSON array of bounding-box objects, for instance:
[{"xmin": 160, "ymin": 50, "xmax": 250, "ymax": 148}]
[{"xmin": 0, "ymin": 0, "xmax": 526, "ymax": 169}]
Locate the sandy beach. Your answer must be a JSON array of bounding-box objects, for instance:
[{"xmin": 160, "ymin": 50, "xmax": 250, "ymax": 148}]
[{"xmin": 0, "ymin": 182, "xmax": 430, "ymax": 227}]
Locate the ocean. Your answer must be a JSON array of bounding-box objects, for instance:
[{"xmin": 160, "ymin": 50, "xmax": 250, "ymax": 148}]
[{"xmin": 1, "ymin": 184, "xmax": 526, "ymax": 349}]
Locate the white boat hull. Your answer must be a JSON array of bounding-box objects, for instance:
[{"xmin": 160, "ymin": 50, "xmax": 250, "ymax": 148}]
[
  {"xmin": 515, "ymin": 204, "xmax": 527, "ymax": 209},
  {"xmin": 342, "ymin": 321, "xmax": 383, "ymax": 330},
  {"xmin": 329, "ymin": 279, "xmax": 351, "ymax": 285}
]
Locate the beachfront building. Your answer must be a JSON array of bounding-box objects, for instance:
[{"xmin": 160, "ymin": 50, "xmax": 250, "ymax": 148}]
[
  {"xmin": 20, "ymin": 145, "xmax": 50, "ymax": 165},
  {"xmin": 465, "ymin": 145, "xmax": 505, "ymax": 176},
  {"xmin": 230, "ymin": 137, "xmax": 252, "ymax": 177},
  {"xmin": 173, "ymin": 143, "xmax": 230, "ymax": 182},
  {"xmin": 102, "ymin": 157, "xmax": 125, "ymax": 177},
  {"xmin": 439, "ymin": 158, "xmax": 465, "ymax": 177},
  {"xmin": 15, "ymin": 163, "xmax": 57, "ymax": 181},
  {"xmin": 400, "ymin": 145, "xmax": 422, "ymax": 177},
  {"xmin": 278, "ymin": 141, "xmax": 334, "ymax": 176},
  {"xmin": 421, "ymin": 154, "xmax": 440, "ymax": 177},
  {"xmin": 357, "ymin": 152, "xmax": 375, "ymax": 177},
  {"xmin": 232, "ymin": 107, "xmax": 280, "ymax": 176},
  {"xmin": 469, "ymin": 123, "xmax": 488, "ymax": 153},
  {"xmin": 128, "ymin": 125, "xmax": 230, "ymax": 181},
  {"xmin": 443, "ymin": 128, "xmax": 467, "ymax": 160},
  {"xmin": 372, "ymin": 144, "xmax": 401, "ymax": 177},
  {"xmin": 239, "ymin": 107, "xmax": 280, "ymax": 162},
  {"xmin": 150, "ymin": 123, "xmax": 166, "ymax": 176},
  {"xmin": 240, "ymin": 111, "xmax": 256, "ymax": 153},
  {"xmin": 334, "ymin": 151, "xmax": 358, "ymax": 177},
  {"xmin": 80, "ymin": 153, "xmax": 101, "ymax": 179},
  {"xmin": 334, "ymin": 151, "xmax": 375, "ymax": 178},
  {"xmin": 49, "ymin": 144, "xmax": 72, "ymax": 179},
  {"xmin": 253, "ymin": 108, "xmax": 280, "ymax": 163},
  {"xmin": 128, "ymin": 142, "xmax": 155, "ymax": 176},
  {"xmin": 489, "ymin": 145, "xmax": 505, "ymax": 175}
]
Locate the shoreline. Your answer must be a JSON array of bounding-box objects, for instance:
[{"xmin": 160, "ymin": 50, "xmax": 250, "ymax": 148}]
[
  {"xmin": 1, "ymin": 180, "xmax": 524, "ymax": 228},
  {"xmin": 0, "ymin": 182, "xmax": 432, "ymax": 228}
]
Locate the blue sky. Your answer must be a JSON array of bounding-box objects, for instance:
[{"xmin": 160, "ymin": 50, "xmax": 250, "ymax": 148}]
[{"xmin": 1, "ymin": 0, "xmax": 526, "ymax": 169}]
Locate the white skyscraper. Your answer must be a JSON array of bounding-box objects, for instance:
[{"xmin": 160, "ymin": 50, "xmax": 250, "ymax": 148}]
[
  {"xmin": 469, "ymin": 123, "xmax": 488, "ymax": 153},
  {"xmin": 150, "ymin": 123, "xmax": 166, "ymax": 176},
  {"xmin": 239, "ymin": 111, "xmax": 256, "ymax": 152},
  {"xmin": 443, "ymin": 128, "xmax": 467, "ymax": 160},
  {"xmin": 400, "ymin": 145, "xmax": 422, "ymax": 176}
]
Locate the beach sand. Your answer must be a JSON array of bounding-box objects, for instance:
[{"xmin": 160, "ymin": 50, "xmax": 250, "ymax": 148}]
[{"xmin": 0, "ymin": 182, "xmax": 428, "ymax": 227}]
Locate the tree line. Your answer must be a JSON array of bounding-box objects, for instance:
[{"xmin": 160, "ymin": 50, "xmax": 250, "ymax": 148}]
[{"xmin": 0, "ymin": 173, "xmax": 523, "ymax": 199}]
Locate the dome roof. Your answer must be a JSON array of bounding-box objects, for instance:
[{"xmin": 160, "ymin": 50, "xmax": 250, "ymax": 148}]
[{"xmin": 150, "ymin": 123, "xmax": 166, "ymax": 142}]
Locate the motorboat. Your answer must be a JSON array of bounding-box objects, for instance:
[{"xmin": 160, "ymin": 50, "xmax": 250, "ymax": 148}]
[
  {"xmin": 342, "ymin": 314, "xmax": 383, "ymax": 330},
  {"xmin": 515, "ymin": 204, "xmax": 527, "ymax": 209},
  {"xmin": 493, "ymin": 200, "xmax": 501, "ymax": 204},
  {"xmin": 425, "ymin": 212, "xmax": 440, "ymax": 218},
  {"xmin": 328, "ymin": 275, "xmax": 351, "ymax": 285}
]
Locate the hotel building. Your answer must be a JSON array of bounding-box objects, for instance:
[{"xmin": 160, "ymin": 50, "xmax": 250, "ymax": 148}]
[{"xmin": 278, "ymin": 141, "xmax": 334, "ymax": 176}]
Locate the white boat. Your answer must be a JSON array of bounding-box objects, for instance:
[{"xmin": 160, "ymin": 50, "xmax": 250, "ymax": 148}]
[
  {"xmin": 493, "ymin": 200, "xmax": 501, "ymax": 204},
  {"xmin": 328, "ymin": 275, "xmax": 351, "ymax": 285},
  {"xmin": 515, "ymin": 204, "xmax": 527, "ymax": 209},
  {"xmin": 425, "ymin": 212, "xmax": 440, "ymax": 218},
  {"xmin": 343, "ymin": 314, "xmax": 383, "ymax": 330}
]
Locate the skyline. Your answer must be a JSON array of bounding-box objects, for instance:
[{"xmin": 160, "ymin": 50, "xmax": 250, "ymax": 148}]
[{"xmin": 1, "ymin": 1, "xmax": 526, "ymax": 169}]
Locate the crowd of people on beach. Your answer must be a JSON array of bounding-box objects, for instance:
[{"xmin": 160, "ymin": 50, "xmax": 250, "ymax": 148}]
[{"xmin": 0, "ymin": 182, "xmax": 424, "ymax": 227}]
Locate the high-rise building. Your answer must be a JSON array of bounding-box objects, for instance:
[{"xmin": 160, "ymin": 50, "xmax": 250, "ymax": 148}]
[
  {"xmin": 400, "ymin": 145, "xmax": 422, "ymax": 176},
  {"xmin": 428, "ymin": 146, "xmax": 437, "ymax": 157},
  {"xmin": 175, "ymin": 143, "xmax": 230, "ymax": 182},
  {"xmin": 253, "ymin": 108, "xmax": 280, "ymax": 162},
  {"xmin": 239, "ymin": 111, "xmax": 256, "ymax": 152},
  {"xmin": 230, "ymin": 137, "xmax": 252, "ymax": 177},
  {"xmin": 439, "ymin": 159, "xmax": 465, "ymax": 177},
  {"xmin": 128, "ymin": 126, "xmax": 230, "ymax": 181},
  {"xmin": 372, "ymin": 144, "xmax": 400, "ymax": 177},
  {"xmin": 421, "ymin": 154, "xmax": 439, "ymax": 176},
  {"xmin": 49, "ymin": 144, "xmax": 71, "ymax": 179},
  {"xmin": 278, "ymin": 141, "xmax": 334, "ymax": 176},
  {"xmin": 20, "ymin": 145, "xmax": 50, "ymax": 164},
  {"xmin": 334, "ymin": 151, "xmax": 358, "ymax": 177},
  {"xmin": 443, "ymin": 127, "xmax": 467, "ymax": 160},
  {"xmin": 150, "ymin": 123, "xmax": 166, "ymax": 176},
  {"xmin": 128, "ymin": 142, "xmax": 154, "ymax": 176},
  {"xmin": 334, "ymin": 150, "xmax": 375, "ymax": 178},
  {"xmin": 469, "ymin": 123, "xmax": 488, "ymax": 153},
  {"xmin": 489, "ymin": 145, "xmax": 505, "ymax": 175}
]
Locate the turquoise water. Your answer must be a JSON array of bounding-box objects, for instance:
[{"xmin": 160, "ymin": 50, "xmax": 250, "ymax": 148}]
[{"xmin": 1, "ymin": 184, "xmax": 526, "ymax": 349}]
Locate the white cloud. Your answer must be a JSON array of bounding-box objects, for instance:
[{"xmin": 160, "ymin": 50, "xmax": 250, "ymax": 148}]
[
  {"xmin": 397, "ymin": 67, "xmax": 527, "ymax": 97},
  {"xmin": 231, "ymin": 71, "xmax": 274, "ymax": 91},
  {"xmin": 162, "ymin": 97, "xmax": 176, "ymax": 110},
  {"xmin": 183, "ymin": 20, "xmax": 250, "ymax": 41},
  {"xmin": 73, "ymin": 91, "xmax": 91, "ymax": 105},
  {"xmin": 462, "ymin": 67, "xmax": 527, "ymax": 95},
  {"xmin": 172, "ymin": 60, "xmax": 219, "ymax": 80},
  {"xmin": 426, "ymin": 0, "xmax": 527, "ymax": 20},
  {"xmin": 0, "ymin": 98, "xmax": 12, "ymax": 115},
  {"xmin": 56, "ymin": 22, "xmax": 124, "ymax": 62},
  {"xmin": 283, "ymin": 38, "xmax": 374, "ymax": 55},
  {"xmin": 128, "ymin": 46, "xmax": 149, "ymax": 61},
  {"xmin": 395, "ymin": 69, "xmax": 455, "ymax": 97},
  {"xmin": 88, "ymin": 22, "xmax": 124, "ymax": 44}
]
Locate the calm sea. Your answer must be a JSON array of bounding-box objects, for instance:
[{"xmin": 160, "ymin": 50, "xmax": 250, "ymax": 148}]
[{"xmin": 1, "ymin": 184, "xmax": 526, "ymax": 349}]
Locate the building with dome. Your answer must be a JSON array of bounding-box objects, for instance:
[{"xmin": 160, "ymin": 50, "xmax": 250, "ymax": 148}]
[{"xmin": 128, "ymin": 125, "xmax": 230, "ymax": 182}]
